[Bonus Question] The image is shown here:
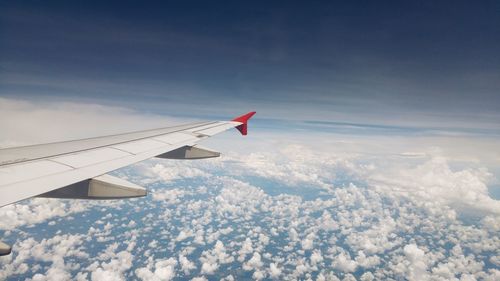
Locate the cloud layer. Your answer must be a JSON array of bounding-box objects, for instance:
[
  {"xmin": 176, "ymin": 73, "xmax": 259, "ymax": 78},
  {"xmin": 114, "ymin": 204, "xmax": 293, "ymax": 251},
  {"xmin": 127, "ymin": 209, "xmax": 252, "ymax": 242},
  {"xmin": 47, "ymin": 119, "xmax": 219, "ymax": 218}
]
[{"xmin": 1, "ymin": 141, "xmax": 499, "ymax": 280}]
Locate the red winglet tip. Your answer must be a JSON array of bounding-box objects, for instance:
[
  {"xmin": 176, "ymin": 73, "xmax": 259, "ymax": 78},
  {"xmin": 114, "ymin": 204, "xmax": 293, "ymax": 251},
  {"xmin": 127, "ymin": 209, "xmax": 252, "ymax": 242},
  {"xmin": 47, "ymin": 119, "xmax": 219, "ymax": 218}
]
[
  {"xmin": 232, "ymin": 111, "xmax": 256, "ymax": 123},
  {"xmin": 232, "ymin": 111, "xmax": 256, "ymax": 136}
]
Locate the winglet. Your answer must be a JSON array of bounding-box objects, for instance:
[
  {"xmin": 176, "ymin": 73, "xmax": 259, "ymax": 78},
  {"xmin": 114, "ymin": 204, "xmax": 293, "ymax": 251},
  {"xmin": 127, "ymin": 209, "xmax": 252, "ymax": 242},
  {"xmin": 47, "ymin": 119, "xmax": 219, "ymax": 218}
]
[{"xmin": 232, "ymin": 111, "xmax": 256, "ymax": 136}]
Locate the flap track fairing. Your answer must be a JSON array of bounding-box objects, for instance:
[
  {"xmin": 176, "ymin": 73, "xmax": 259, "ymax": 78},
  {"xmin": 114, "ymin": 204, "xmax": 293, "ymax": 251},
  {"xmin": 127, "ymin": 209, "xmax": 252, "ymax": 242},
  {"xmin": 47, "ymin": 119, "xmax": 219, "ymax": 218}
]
[
  {"xmin": 156, "ymin": 145, "xmax": 220, "ymax": 160},
  {"xmin": 38, "ymin": 174, "xmax": 147, "ymax": 200}
]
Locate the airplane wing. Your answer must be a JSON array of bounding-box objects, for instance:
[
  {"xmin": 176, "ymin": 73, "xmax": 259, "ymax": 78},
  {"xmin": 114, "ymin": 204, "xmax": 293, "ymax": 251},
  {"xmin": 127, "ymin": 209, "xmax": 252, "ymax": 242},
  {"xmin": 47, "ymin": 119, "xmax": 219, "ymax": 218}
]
[{"xmin": 0, "ymin": 111, "xmax": 256, "ymax": 255}]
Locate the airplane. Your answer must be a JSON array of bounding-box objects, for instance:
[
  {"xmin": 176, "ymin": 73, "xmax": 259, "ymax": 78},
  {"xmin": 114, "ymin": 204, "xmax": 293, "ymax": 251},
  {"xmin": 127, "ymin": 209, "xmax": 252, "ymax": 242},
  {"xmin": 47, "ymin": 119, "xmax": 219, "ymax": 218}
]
[{"xmin": 0, "ymin": 111, "xmax": 256, "ymax": 256}]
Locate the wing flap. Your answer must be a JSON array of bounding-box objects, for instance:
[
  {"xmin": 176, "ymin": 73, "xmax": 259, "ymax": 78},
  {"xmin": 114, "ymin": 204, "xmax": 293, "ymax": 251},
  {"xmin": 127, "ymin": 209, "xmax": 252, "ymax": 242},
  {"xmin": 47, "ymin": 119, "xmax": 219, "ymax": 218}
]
[{"xmin": 0, "ymin": 160, "xmax": 72, "ymax": 186}]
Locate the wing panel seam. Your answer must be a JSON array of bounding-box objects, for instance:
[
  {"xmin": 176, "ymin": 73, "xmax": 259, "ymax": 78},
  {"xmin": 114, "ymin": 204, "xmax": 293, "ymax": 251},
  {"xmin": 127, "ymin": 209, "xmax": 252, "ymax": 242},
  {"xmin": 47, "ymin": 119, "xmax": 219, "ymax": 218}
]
[
  {"xmin": 107, "ymin": 146, "xmax": 137, "ymax": 155},
  {"xmin": 46, "ymin": 159, "xmax": 76, "ymax": 169}
]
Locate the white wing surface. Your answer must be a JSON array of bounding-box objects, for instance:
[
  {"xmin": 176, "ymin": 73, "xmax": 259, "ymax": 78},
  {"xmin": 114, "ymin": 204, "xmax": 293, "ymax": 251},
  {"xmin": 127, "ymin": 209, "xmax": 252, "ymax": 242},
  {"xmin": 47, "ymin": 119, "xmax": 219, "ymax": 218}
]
[{"xmin": 0, "ymin": 112, "xmax": 256, "ymax": 208}]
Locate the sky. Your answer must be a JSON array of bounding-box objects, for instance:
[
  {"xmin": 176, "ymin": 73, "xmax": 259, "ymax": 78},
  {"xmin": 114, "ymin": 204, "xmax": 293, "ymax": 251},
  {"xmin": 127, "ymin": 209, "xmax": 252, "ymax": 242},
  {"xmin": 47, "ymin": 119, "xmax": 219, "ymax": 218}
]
[{"xmin": 1, "ymin": 1, "xmax": 500, "ymax": 127}]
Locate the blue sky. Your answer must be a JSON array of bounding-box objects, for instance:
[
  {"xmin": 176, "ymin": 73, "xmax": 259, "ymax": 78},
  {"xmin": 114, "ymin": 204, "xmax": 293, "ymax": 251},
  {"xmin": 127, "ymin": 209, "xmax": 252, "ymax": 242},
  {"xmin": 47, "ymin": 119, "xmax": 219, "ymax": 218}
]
[{"xmin": 1, "ymin": 1, "xmax": 500, "ymax": 129}]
